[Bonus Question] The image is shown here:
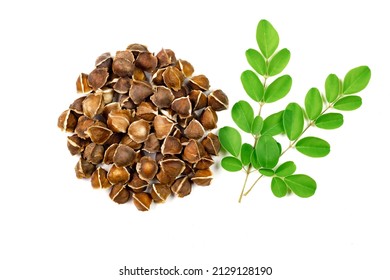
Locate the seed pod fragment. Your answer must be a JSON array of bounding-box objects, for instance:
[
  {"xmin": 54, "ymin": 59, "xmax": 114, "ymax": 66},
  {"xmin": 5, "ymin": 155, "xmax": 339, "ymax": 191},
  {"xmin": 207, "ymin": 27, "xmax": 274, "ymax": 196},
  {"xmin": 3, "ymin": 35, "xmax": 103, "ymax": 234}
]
[
  {"xmin": 88, "ymin": 68, "xmax": 109, "ymax": 91},
  {"xmin": 150, "ymin": 86, "xmax": 175, "ymax": 108},
  {"xmin": 91, "ymin": 167, "xmax": 111, "ymax": 189},
  {"xmin": 82, "ymin": 92, "xmax": 104, "ymax": 119},
  {"xmin": 75, "ymin": 158, "xmax": 96, "ymax": 179},
  {"xmin": 189, "ymin": 90, "xmax": 207, "ymax": 111},
  {"xmin": 76, "ymin": 73, "xmax": 93, "ymax": 94},
  {"xmin": 95, "ymin": 52, "xmax": 112, "ymax": 69},
  {"xmin": 135, "ymin": 52, "xmax": 158, "ymax": 72},
  {"xmin": 58, "ymin": 109, "xmax": 77, "ymax": 132},
  {"xmin": 83, "ymin": 143, "xmax": 104, "ymax": 164}
]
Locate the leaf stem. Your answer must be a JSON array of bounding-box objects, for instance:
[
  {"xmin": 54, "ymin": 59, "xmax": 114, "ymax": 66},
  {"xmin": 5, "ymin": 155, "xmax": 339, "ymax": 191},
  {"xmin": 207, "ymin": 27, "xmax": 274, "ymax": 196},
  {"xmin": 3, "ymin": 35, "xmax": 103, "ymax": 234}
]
[
  {"xmin": 243, "ymin": 174, "xmax": 264, "ymax": 196},
  {"xmin": 238, "ymin": 168, "xmax": 251, "ymax": 203}
]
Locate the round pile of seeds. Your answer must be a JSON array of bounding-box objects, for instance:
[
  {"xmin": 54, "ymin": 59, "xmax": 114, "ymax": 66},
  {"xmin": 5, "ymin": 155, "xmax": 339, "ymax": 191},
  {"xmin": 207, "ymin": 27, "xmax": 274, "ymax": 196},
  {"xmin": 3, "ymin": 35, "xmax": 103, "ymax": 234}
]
[{"xmin": 57, "ymin": 44, "xmax": 229, "ymax": 211}]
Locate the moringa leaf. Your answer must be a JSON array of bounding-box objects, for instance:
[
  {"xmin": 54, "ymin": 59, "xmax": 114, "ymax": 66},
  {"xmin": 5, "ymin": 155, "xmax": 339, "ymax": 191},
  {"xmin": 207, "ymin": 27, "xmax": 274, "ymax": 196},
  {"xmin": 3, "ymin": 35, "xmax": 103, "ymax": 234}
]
[
  {"xmin": 232, "ymin": 101, "xmax": 254, "ymax": 133},
  {"xmin": 251, "ymin": 116, "xmax": 264, "ymax": 136},
  {"xmin": 264, "ymin": 75, "xmax": 292, "ymax": 103},
  {"xmin": 343, "ymin": 66, "xmax": 371, "ymax": 94},
  {"xmin": 246, "ymin": 48, "xmax": 266, "ymax": 75},
  {"xmin": 271, "ymin": 177, "xmax": 288, "ymax": 197},
  {"xmin": 256, "ymin": 135, "xmax": 280, "ymax": 168},
  {"xmin": 283, "ymin": 103, "xmax": 304, "ymax": 141},
  {"xmin": 296, "ymin": 136, "xmax": 330, "ymax": 158},
  {"xmin": 285, "ymin": 174, "xmax": 316, "ymax": 198},
  {"xmin": 241, "ymin": 70, "xmax": 264, "ymax": 102},
  {"xmin": 221, "ymin": 157, "xmax": 242, "ymax": 172},
  {"xmin": 275, "ymin": 161, "xmax": 296, "ymax": 177},
  {"xmin": 259, "ymin": 168, "xmax": 275, "ymax": 177},
  {"xmin": 268, "ymin": 48, "xmax": 291, "ymax": 76},
  {"xmin": 261, "ymin": 110, "xmax": 285, "ymax": 136},
  {"xmin": 250, "ymin": 151, "xmax": 261, "ymax": 169},
  {"xmin": 315, "ymin": 113, "xmax": 344, "ymax": 129},
  {"xmin": 219, "ymin": 126, "xmax": 242, "ymax": 157},
  {"xmin": 305, "ymin": 87, "xmax": 323, "ymax": 120},
  {"xmin": 240, "ymin": 143, "xmax": 253, "ymax": 166},
  {"xmin": 256, "ymin": 19, "xmax": 279, "ymax": 58},
  {"xmin": 325, "ymin": 74, "xmax": 340, "ymax": 103},
  {"xmin": 333, "ymin": 96, "xmax": 362, "ymax": 111}
]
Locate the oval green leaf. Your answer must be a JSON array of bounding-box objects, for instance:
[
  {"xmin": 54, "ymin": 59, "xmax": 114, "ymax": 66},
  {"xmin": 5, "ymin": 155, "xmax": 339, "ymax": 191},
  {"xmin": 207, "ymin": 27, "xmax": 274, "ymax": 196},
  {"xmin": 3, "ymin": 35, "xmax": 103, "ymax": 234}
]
[
  {"xmin": 305, "ymin": 87, "xmax": 323, "ymax": 120},
  {"xmin": 315, "ymin": 113, "xmax": 344, "ymax": 129},
  {"xmin": 241, "ymin": 70, "xmax": 264, "ymax": 102},
  {"xmin": 246, "ymin": 48, "xmax": 266, "ymax": 75},
  {"xmin": 219, "ymin": 126, "xmax": 242, "ymax": 157},
  {"xmin": 259, "ymin": 168, "xmax": 275, "ymax": 177},
  {"xmin": 221, "ymin": 157, "xmax": 242, "ymax": 172},
  {"xmin": 325, "ymin": 74, "xmax": 340, "ymax": 103},
  {"xmin": 268, "ymin": 48, "xmax": 291, "ymax": 76},
  {"xmin": 264, "ymin": 75, "xmax": 292, "ymax": 103},
  {"xmin": 256, "ymin": 19, "xmax": 279, "ymax": 58},
  {"xmin": 256, "ymin": 135, "xmax": 280, "ymax": 168},
  {"xmin": 296, "ymin": 136, "xmax": 330, "ymax": 158},
  {"xmin": 283, "ymin": 103, "xmax": 304, "ymax": 141},
  {"xmin": 271, "ymin": 177, "xmax": 288, "ymax": 198},
  {"xmin": 333, "ymin": 96, "xmax": 362, "ymax": 111},
  {"xmin": 261, "ymin": 111, "xmax": 285, "ymax": 136},
  {"xmin": 275, "ymin": 161, "xmax": 296, "ymax": 177},
  {"xmin": 232, "ymin": 101, "xmax": 254, "ymax": 133},
  {"xmin": 250, "ymin": 151, "xmax": 261, "ymax": 169},
  {"xmin": 285, "ymin": 174, "xmax": 316, "ymax": 198},
  {"xmin": 251, "ymin": 116, "xmax": 263, "ymax": 136},
  {"xmin": 241, "ymin": 143, "xmax": 253, "ymax": 166},
  {"xmin": 343, "ymin": 66, "xmax": 371, "ymax": 94}
]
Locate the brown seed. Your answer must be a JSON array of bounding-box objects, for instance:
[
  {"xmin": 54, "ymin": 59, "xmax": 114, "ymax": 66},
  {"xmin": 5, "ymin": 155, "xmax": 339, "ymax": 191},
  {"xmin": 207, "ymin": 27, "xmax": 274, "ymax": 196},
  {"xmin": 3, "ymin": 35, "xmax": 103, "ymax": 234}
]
[
  {"xmin": 109, "ymin": 184, "xmax": 131, "ymax": 204},
  {"xmin": 126, "ymin": 43, "xmax": 148, "ymax": 56},
  {"xmin": 136, "ymin": 156, "xmax": 158, "ymax": 182},
  {"xmin": 133, "ymin": 192, "xmax": 152, "ymax": 211},
  {"xmin": 120, "ymin": 134, "xmax": 142, "ymax": 150},
  {"xmin": 171, "ymin": 96, "xmax": 192, "ymax": 119},
  {"xmin": 58, "ymin": 109, "xmax": 77, "ymax": 132},
  {"xmin": 172, "ymin": 127, "xmax": 182, "ymax": 139},
  {"xmin": 103, "ymin": 143, "xmax": 119, "ymax": 165},
  {"xmin": 76, "ymin": 73, "xmax": 92, "ymax": 94},
  {"xmin": 119, "ymin": 95, "xmax": 136, "ymax": 110},
  {"xmin": 135, "ymin": 52, "xmax": 158, "ymax": 72},
  {"xmin": 176, "ymin": 59, "xmax": 194, "ymax": 77},
  {"xmin": 75, "ymin": 116, "xmax": 95, "ymax": 139},
  {"xmin": 113, "ymin": 77, "xmax": 131, "ymax": 94},
  {"xmin": 113, "ymin": 144, "xmax": 136, "ymax": 167},
  {"xmin": 104, "ymin": 133, "xmax": 122, "ymax": 147},
  {"xmin": 156, "ymin": 170, "xmax": 175, "ymax": 186},
  {"xmin": 160, "ymin": 108, "xmax": 177, "ymax": 122},
  {"xmin": 132, "ymin": 67, "xmax": 146, "ymax": 81},
  {"xmin": 69, "ymin": 96, "xmax": 86, "ymax": 115},
  {"xmin": 189, "ymin": 90, "xmax": 207, "ymax": 111},
  {"xmin": 188, "ymin": 74, "xmax": 210, "ymax": 91},
  {"xmin": 102, "ymin": 102, "xmax": 120, "ymax": 119},
  {"xmin": 161, "ymin": 136, "xmax": 182, "ymax": 155},
  {"xmin": 75, "ymin": 158, "xmax": 96, "ymax": 179},
  {"xmin": 162, "ymin": 66, "xmax": 184, "ymax": 91},
  {"xmin": 194, "ymin": 154, "xmax": 214, "ymax": 170},
  {"xmin": 184, "ymin": 119, "xmax": 205, "ymax": 139},
  {"xmin": 171, "ymin": 85, "xmax": 188, "ymax": 99},
  {"xmin": 208, "ymin": 89, "xmax": 229, "ymax": 111},
  {"xmin": 112, "ymin": 58, "xmax": 134, "ymax": 77},
  {"xmin": 191, "ymin": 169, "xmax": 213, "ymax": 186},
  {"xmin": 150, "ymin": 86, "xmax": 175, "ymax": 108},
  {"xmin": 83, "ymin": 143, "xmax": 104, "ymax": 164},
  {"xmin": 171, "ymin": 177, "xmax": 191, "ymax": 198},
  {"xmin": 153, "ymin": 115, "xmax": 174, "ymax": 140},
  {"xmin": 86, "ymin": 125, "xmax": 113, "ymax": 145},
  {"xmin": 128, "ymin": 172, "xmax": 148, "ymax": 193},
  {"xmin": 136, "ymin": 101, "xmax": 158, "ymax": 121},
  {"xmin": 152, "ymin": 68, "xmax": 165, "ymax": 85},
  {"xmin": 159, "ymin": 156, "xmax": 185, "ymax": 179},
  {"xmin": 115, "ymin": 50, "xmax": 135, "ymax": 62},
  {"xmin": 199, "ymin": 106, "xmax": 218, "ymax": 130},
  {"xmin": 128, "ymin": 119, "xmax": 150, "ymax": 143},
  {"xmin": 182, "ymin": 139, "xmax": 206, "ymax": 164},
  {"xmin": 99, "ymin": 87, "xmax": 115, "ymax": 104},
  {"xmin": 82, "ymin": 92, "xmax": 104, "ymax": 119},
  {"xmin": 156, "ymin": 48, "xmax": 175, "ymax": 68},
  {"xmin": 107, "ymin": 165, "xmax": 130, "ymax": 185},
  {"xmin": 143, "ymin": 133, "xmax": 160, "ymax": 153},
  {"xmin": 91, "ymin": 167, "xmax": 111, "ymax": 189},
  {"xmin": 67, "ymin": 134, "xmax": 88, "ymax": 155},
  {"xmin": 151, "ymin": 183, "xmax": 171, "ymax": 203},
  {"xmin": 87, "ymin": 68, "xmax": 109, "ymax": 91},
  {"xmin": 107, "ymin": 109, "xmax": 131, "ymax": 133},
  {"xmin": 129, "ymin": 80, "xmax": 153, "ymax": 104},
  {"xmin": 201, "ymin": 133, "xmax": 220, "ymax": 155},
  {"xmin": 182, "ymin": 162, "xmax": 194, "ymax": 177},
  {"xmin": 177, "ymin": 115, "xmax": 193, "ymax": 128},
  {"xmin": 95, "ymin": 52, "xmax": 112, "ymax": 68}
]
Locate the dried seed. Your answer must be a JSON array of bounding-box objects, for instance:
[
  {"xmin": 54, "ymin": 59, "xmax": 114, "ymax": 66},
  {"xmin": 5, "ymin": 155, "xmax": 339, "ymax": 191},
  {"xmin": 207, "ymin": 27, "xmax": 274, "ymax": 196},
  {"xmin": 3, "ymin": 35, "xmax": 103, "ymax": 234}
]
[
  {"xmin": 107, "ymin": 165, "xmax": 130, "ymax": 185},
  {"xmin": 113, "ymin": 144, "xmax": 136, "ymax": 167},
  {"xmin": 112, "ymin": 58, "xmax": 134, "ymax": 77},
  {"xmin": 102, "ymin": 102, "xmax": 121, "ymax": 119},
  {"xmin": 162, "ymin": 66, "xmax": 184, "ymax": 91},
  {"xmin": 115, "ymin": 50, "xmax": 134, "ymax": 62},
  {"xmin": 153, "ymin": 115, "xmax": 174, "ymax": 140},
  {"xmin": 188, "ymin": 74, "xmax": 210, "ymax": 91},
  {"xmin": 161, "ymin": 136, "xmax": 182, "ymax": 155},
  {"xmin": 69, "ymin": 96, "xmax": 86, "ymax": 115},
  {"xmin": 129, "ymin": 80, "xmax": 153, "ymax": 104},
  {"xmin": 191, "ymin": 169, "xmax": 213, "ymax": 186},
  {"xmin": 75, "ymin": 116, "xmax": 95, "ymax": 139},
  {"xmin": 113, "ymin": 77, "xmax": 131, "ymax": 94},
  {"xmin": 136, "ymin": 156, "xmax": 158, "ymax": 182},
  {"xmin": 152, "ymin": 68, "xmax": 165, "ymax": 85},
  {"xmin": 135, "ymin": 52, "xmax": 158, "ymax": 72},
  {"xmin": 171, "ymin": 177, "xmax": 191, "ymax": 198},
  {"xmin": 143, "ymin": 133, "xmax": 160, "ymax": 153},
  {"xmin": 189, "ymin": 90, "xmax": 207, "ymax": 111},
  {"xmin": 132, "ymin": 192, "xmax": 152, "ymax": 211},
  {"xmin": 95, "ymin": 52, "xmax": 112, "ymax": 68},
  {"xmin": 128, "ymin": 119, "xmax": 150, "ymax": 143},
  {"xmin": 156, "ymin": 48, "xmax": 175, "ymax": 68},
  {"xmin": 150, "ymin": 86, "xmax": 175, "ymax": 108},
  {"xmin": 109, "ymin": 184, "xmax": 130, "ymax": 204},
  {"xmin": 75, "ymin": 158, "xmax": 96, "ymax": 179},
  {"xmin": 184, "ymin": 119, "xmax": 205, "ymax": 139},
  {"xmin": 86, "ymin": 125, "xmax": 113, "ymax": 145},
  {"xmin": 107, "ymin": 109, "xmax": 131, "ymax": 133},
  {"xmin": 151, "ymin": 183, "xmax": 171, "ymax": 203},
  {"xmin": 201, "ymin": 133, "xmax": 220, "ymax": 155},
  {"xmin": 132, "ymin": 67, "xmax": 146, "ymax": 81},
  {"xmin": 120, "ymin": 134, "xmax": 142, "ymax": 150},
  {"xmin": 58, "ymin": 109, "xmax": 77, "ymax": 132},
  {"xmin": 136, "ymin": 101, "xmax": 158, "ymax": 121},
  {"xmin": 126, "ymin": 43, "xmax": 148, "ymax": 56},
  {"xmin": 83, "ymin": 143, "xmax": 104, "ymax": 164},
  {"xmin": 67, "ymin": 134, "xmax": 88, "ymax": 155},
  {"xmin": 159, "ymin": 156, "xmax": 185, "ymax": 179},
  {"xmin": 176, "ymin": 59, "xmax": 194, "ymax": 77},
  {"xmin": 128, "ymin": 173, "xmax": 148, "ymax": 193},
  {"xmin": 199, "ymin": 106, "xmax": 218, "ymax": 130},
  {"xmin": 103, "ymin": 143, "xmax": 119, "ymax": 165},
  {"xmin": 171, "ymin": 96, "xmax": 192, "ymax": 119},
  {"xmin": 91, "ymin": 167, "xmax": 111, "ymax": 189},
  {"xmin": 208, "ymin": 89, "xmax": 229, "ymax": 111},
  {"xmin": 194, "ymin": 154, "xmax": 214, "ymax": 170},
  {"xmin": 82, "ymin": 92, "xmax": 104, "ymax": 119},
  {"xmin": 76, "ymin": 73, "xmax": 93, "ymax": 94},
  {"xmin": 182, "ymin": 139, "xmax": 206, "ymax": 164},
  {"xmin": 88, "ymin": 68, "xmax": 109, "ymax": 91}
]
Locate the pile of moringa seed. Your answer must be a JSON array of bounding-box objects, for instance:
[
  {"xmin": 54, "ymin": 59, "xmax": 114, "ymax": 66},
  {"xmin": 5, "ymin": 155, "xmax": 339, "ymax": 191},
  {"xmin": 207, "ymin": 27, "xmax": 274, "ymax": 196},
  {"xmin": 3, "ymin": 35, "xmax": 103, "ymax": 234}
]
[{"xmin": 57, "ymin": 44, "xmax": 228, "ymax": 211}]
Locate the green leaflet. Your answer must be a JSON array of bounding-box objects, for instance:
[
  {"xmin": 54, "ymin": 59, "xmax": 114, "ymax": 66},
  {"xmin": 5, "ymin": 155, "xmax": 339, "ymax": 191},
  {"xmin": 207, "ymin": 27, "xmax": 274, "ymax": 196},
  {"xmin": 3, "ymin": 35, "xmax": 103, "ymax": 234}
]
[
  {"xmin": 264, "ymin": 75, "xmax": 292, "ymax": 103},
  {"xmin": 232, "ymin": 101, "xmax": 254, "ymax": 133},
  {"xmin": 271, "ymin": 177, "xmax": 288, "ymax": 197},
  {"xmin": 305, "ymin": 88, "xmax": 322, "ymax": 120},
  {"xmin": 251, "ymin": 116, "xmax": 263, "ymax": 136},
  {"xmin": 343, "ymin": 66, "xmax": 371, "ymax": 94},
  {"xmin": 241, "ymin": 70, "xmax": 264, "ymax": 102},
  {"xmin": 246, "ymin": 48, "xmax": 266, "ymax": 75},
  {"xmin": 241, "ymin": 143, "xmax": 253, "ymax": 166},
  {"xmin": 221, "ymin": 157, "xmax": 242, "ymax": 172},
  {"xmin": 268, "ymin": 48, "xmax": 291, "ymax": 76},
  {"xmin": 333, "ymin": 96, "xmax": 362, "ymax": 111},
  {"xmin": 256, "ymin": 19, "xmax": 279, "ymax": 58},
  {"xmin": 325, "ymin": 74, "xmax": 340, "ymax": 103},
  {"xmin": 315, "ymin": 113, "xmax": 344, "ymax": 129},
  {"xmin": 219, "ymin": 126, "xmax": 241, "ymax": 157},
  {"xmin": 259, "ymin": 168, "xmax": 275, "ymax": 177},
  {"xmin": 285, "ymin": 174, "xmax": 316, "ymax": 198},
  {"xmin": 256, "ymin": 135, "xmax": 280, "ymax": 168},
  {"xmin": 296, "ymin": 136, "xmax": 330, "ymax": 158},
  {"xmin": 275, "ymin": 161, "xmax": 296, "ymax": 177},
  {"xmin": 250, "ymin": 151, "xmax": 261, "ymax": 169},
  {"xmin": 261, "ymin": 110, "xmax": 285, "ymax": 136},
  {"xmin": 283, "ymin": 103, "xmax": 304, "ymax": 141}
]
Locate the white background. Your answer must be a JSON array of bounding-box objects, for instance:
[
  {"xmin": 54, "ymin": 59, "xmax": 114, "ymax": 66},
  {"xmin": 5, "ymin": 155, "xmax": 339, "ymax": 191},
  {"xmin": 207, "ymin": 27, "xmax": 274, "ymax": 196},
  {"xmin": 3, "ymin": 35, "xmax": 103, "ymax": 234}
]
[{"xmin": 1, "ymin": 0, "xmax": 389, "ymax": 279}]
